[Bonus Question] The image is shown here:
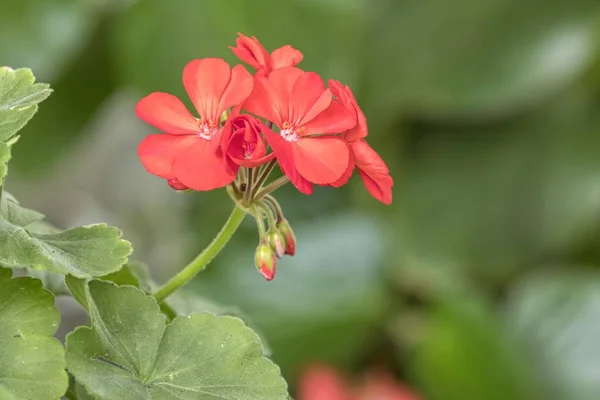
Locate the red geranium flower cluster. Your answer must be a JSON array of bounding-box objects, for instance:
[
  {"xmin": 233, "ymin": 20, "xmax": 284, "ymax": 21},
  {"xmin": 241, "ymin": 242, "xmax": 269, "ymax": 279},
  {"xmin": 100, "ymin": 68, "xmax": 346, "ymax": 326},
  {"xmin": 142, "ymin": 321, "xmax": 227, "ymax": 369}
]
[{"xmin": 135, "ymin": 33, "xmax": 393, "ymax": 280}]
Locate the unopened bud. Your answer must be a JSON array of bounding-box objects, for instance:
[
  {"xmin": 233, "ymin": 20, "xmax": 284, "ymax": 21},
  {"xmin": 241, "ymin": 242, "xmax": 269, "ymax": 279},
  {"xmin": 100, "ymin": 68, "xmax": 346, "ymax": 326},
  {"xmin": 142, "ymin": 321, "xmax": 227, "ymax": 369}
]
[
  {"xmin": 167, "ymin": 178, "xmax": 190, "ymax": 191},
  {"xmin": 255, "ymin": 242, "xmax": 276, "ymax": 281},
  {"xmin": 267, "ymin": 229, "xmax": 286, "ymax": 258},
  {"xmin": 276, "ymin": 219, "xmax": 296, "ymax": 256}
]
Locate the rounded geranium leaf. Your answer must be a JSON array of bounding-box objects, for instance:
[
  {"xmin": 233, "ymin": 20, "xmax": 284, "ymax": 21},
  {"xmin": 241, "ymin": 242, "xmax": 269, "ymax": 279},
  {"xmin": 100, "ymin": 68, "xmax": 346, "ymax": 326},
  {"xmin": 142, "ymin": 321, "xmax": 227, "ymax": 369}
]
[
  {"xmin": 66, "ymin": 280, "xmax": 289, "ymax": 399},
  {"xmin": 0, "ymin": 267, "xmax": 68, "ymax": 399}
]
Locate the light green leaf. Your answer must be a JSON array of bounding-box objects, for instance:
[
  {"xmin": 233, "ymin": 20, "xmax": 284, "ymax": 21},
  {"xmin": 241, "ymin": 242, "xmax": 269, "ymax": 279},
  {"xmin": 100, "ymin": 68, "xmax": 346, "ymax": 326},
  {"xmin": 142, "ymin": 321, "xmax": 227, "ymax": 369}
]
[
  {"xmin": 0, "ymin": 220, "xmax": 132, "ymax": 278},
  {"xmin": 66, "ymin": 281, "xmax": 289, "ymax": 399},
  {"xmin": 0, "ymin": 67, "xmax": 51, "ymax": 141},
  {"xmin": 0, "ymin": 192, "xmax": 44, "ymax": 227},
  {"xmin": 0, "ymin": 267, "xmax": 68, "ymax": 399},
  {"xmin": 505, "ymin": 270, "xmax": 600, "ymax": 400},
  {"xmin": 0, "ymin": 142, "xmax": 10, "ymax": 181}
]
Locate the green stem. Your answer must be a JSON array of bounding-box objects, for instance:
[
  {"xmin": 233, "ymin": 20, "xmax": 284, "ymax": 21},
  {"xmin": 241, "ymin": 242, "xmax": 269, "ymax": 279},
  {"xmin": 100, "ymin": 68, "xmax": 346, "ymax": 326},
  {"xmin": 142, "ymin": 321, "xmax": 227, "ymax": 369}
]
[
  {"xmin": 251, "ymin": 159, "xmax": 277, "ymax": 198},
  {"xmin": 254, "ymin": 176, "xmax": 289, "ymax": 200},
  {"xmin": 257, "ymin": 201, "xmax": 277, "ymax": 229},
  {"xmin": 244, "ymin": 167, "xmax": 254, "ymax": 204},
  {"xmin": 249, "ymin": 205, "xmax": 267, "ymax": 237},
  {"xmin": 263, "ymin": 195, "xmax": 285, "ymax": 222},
  {"xmin": 153, "ymin": 206, "xmax": 247, "ymax": 303}
]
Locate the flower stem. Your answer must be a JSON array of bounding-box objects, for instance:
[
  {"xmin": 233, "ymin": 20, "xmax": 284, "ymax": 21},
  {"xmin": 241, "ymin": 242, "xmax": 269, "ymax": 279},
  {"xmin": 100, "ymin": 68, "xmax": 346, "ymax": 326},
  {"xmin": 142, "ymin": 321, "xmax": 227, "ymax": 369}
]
[
  {"xmin": 254, "ymin": 176, "xmax": 289, "ymax": 200},
  {"xmin": 244, "ymin": 167, "xmax": 254, "ymax": 204},
  {"xmin": 251, "ymin": 159, "xmax": 277, "ymax": 198},
  {"xmin": 153, "ymin": 206, "xmax": 247, "ymax": 303},
  {"xmin": 263, "ymin": 195, "xmax": 285, "ymax": 222}
]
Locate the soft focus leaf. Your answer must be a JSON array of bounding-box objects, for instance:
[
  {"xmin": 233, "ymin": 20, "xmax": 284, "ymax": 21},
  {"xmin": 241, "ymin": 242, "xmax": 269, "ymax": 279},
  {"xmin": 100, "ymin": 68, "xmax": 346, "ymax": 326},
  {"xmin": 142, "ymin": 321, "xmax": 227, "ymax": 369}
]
[
  {"xmin": 0, "ymin": 67, "xmax": 51, "ymax": 141},
  {"xmin": 0, "ymin": 267, "xmax": 68, "ymax": 399},
  {"xmin": 366, "ymin": 0, "xmax": 600, "ymax": 118},
  {"xmin": 66, "ymin": 280, "xmax": 288, "ymax": 399},
  {"xmin": 412, "ymin": 300, "xmax": 536, "ymax": 400},
  {"xmin": 0, "ymin": 0, "xmax": 103, "ymax": 81},
  {"xmin": 113, "ymin": 0, "xmax": 366, "ymax": 95},
  {"xmin": 0, "ymin": 220, "xmax": 132, "ymax": 278},
  {"xmin": 393, "ymin": 94, "xmax": 600, "ymax": 289},
  {"xmin": 505, "ymin": 269, "xmax": 600, "ymax": 400},
  {"xmin": 193, "ymin": 213, "xmax": 390, "ymax": 380}
]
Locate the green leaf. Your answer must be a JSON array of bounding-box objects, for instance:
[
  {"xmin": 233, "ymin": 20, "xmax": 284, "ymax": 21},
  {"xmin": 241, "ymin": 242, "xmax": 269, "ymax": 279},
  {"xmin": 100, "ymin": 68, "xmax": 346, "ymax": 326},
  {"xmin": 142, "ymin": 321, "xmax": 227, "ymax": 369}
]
[
  {"xmin": 365, "ymin": 0, "xmax": 600, "ymax": 118},
  {"xmin": 392, "ymin": 94, "xmax": 600, "ymax": 290},
  {"xmin": 0, "ymin": 192, "xmax": 44, "ymax": 227},
  {"xmin": 0, "ymin": 267, "xmax": 68, "ymax": 399},
  {"xmin": 66, "ymin": 281, "xmax": 288, "ymax": 399},
  {"xmin": 0, "ymin": 220, "xmax": 132, "ymax": 278},
  {"xmin": 66, "ymin": 262, "xmax": 153, "ymax": 312},
  {"xmin": 0, "ymin": 67, "xmax": 51, "ymax": 141},
  {"xmin": 0, "ymin": 1, "xmax": 103, "ymax": 82},
  {"xmin": 412, "ymin": 300, "xmax": 537, "ymax": 400},
  {"xmin": 505, "ymin": 269, "xmax": 600, "ymax": 400},
  {"xmin": 113, "ymin": 0, "xmax": 366, "ymax": 95},
  {"xmin": 0, "ymin": 142, "xmax": 10, "ymax": 181}
]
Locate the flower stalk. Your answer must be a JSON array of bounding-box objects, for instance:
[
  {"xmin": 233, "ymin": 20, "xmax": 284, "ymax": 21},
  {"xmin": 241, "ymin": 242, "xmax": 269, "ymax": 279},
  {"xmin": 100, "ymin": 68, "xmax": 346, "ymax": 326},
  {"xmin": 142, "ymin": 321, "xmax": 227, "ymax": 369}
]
[{"xmin": 153, "ymin": 205, "xmax": 247, "ymax": 302}]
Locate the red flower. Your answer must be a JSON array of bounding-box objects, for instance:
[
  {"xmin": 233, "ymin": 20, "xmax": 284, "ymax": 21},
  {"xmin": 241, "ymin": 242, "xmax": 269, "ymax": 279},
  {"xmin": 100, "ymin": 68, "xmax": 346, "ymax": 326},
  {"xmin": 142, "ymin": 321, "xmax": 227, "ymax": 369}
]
[
  {"xmin": 298, "ymin": 365, "xmax": 422, "ymax": 400},
  {"xmin": 136, "ymin": 58, "xmax": 253, "ymax": 191},
  {"xmin": 221, "ymin": 113, "xmax": 274, "ymax": 168},
  {"xmin": 230, "ymin": 33, "xmax": 303, "ymax": 75},
  {"xmin": 243, "ymin": 67, "xmax": 356, "ymax": 194},
  {"xmin": 297, "ymin": 365, "xmax": 354, "ymax": 400},
  {"xmin": 329, "ymin": 80, "xmax": 394, "ymax": 205}
]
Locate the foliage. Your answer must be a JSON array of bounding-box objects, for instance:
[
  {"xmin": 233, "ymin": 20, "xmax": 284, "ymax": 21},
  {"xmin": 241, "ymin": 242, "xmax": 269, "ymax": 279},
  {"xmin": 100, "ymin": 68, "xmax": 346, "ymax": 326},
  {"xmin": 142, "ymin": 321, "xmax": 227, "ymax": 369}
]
[{"xmin": 5, "ymin": 0, "xmax": 600, "ymax": 399}]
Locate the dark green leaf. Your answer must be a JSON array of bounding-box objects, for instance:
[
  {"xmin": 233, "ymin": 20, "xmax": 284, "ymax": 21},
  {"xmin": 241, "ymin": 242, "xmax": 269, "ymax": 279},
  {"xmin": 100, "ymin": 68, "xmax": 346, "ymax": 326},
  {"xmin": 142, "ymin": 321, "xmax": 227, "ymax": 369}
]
[{"xmin": 366, "ymin": 0, "xmax": 600, "ymax": 118}]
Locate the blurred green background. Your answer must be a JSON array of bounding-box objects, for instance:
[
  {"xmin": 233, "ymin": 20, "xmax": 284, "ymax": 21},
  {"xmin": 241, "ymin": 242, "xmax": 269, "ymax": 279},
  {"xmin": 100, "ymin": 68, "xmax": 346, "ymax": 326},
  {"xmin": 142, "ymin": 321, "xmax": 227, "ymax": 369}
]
[{"xmin": 4, "ymin": 0, "xmax": 600, "ymax": 399}]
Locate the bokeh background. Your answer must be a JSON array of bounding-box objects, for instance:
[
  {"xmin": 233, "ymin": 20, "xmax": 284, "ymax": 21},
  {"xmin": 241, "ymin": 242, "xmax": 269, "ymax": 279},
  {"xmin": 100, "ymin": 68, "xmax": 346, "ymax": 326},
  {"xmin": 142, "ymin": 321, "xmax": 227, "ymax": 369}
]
[{"xmin": 4, "ymin": 0, "xmax": 600, "ymax": 399}]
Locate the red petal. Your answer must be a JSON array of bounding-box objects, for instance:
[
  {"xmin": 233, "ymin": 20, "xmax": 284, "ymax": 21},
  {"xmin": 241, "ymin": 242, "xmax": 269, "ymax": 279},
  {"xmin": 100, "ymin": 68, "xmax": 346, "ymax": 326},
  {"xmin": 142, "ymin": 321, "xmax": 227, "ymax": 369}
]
[
  {"xmin": 183, "ymin": 58, "xmax": 231, "ymax": 122},
  {"xmin": 297, "ymin": 365, "xmax": 351, "ymax": 400},
  {"xmin": 172, "ymin": 139, "xmax": 237, "ymax": 191},
  {"xmin": 218, "ymin": 64, "xmax": 253, "ymax": 113},
  {"xmin": 135, "ymin": 93, "xmax": 199, "ymax": 135},
  {"xmin": 330, "ymin": 147, "xmax": 355, "ymax": 188},
  {"xmin": 138, "ymin": 134, "xmax": 198, "ymax": 179},
  {"xmin": 229, "ymin": 33, "xmax": 269, "ymax": 70},
  {"xmin": 292, "ymin": 136, "xmax": 350, "ymax": 184},
  {"xmin": 270, "ymin": 45, "xmax": 304, "ymax": 69},
  {"xmin": 329, "ymin": 80, "xmax": 368, "ymax": 141},
  {"xmin": 243, "ymin": 75, "xmax": 283, "ymax": 127},
  {"xmin": 303, "ymin": 99, "xmax": 357, "ymax": 136},
  {"xmin": 289, "ymin": 72, "xmax": 331, "ymax": 126},
  {"xmin": 261, "ymin": 124, "xmax": 313, "ymax": 194},
  {"xmin": 352, "ymin": 140, "xmax": 393, "ymax": 204}
]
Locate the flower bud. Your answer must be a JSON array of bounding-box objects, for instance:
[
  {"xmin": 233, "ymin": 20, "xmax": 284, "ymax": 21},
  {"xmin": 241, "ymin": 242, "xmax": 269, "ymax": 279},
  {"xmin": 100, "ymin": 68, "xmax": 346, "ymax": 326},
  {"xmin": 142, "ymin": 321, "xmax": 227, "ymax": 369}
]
[
  {"xmin": 276, "ymin": 219, "xmax": 296, "ymax": 256},
  {"xmin": 221, "ymin": 115, "xmax": 274, "ymax": 168},
  {"xmin": 255, "ymin": 242, "xmax": 276, "ymax": 281},
  {"xmin": 167, "ymin": 178, "xmax": 190, "ymax": 191},
  {"xmin": 267, "ymin": 229, "xmax": 286, "ymax": 258}
]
